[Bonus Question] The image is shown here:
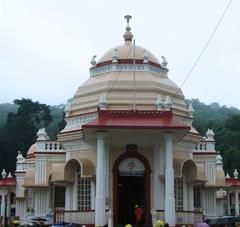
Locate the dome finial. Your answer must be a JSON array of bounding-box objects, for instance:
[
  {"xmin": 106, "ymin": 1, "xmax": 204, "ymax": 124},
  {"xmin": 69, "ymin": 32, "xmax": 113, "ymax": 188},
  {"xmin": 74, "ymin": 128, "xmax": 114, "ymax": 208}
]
[
  {"xmin": 123, "ymin": 15, "xmax": 133, "ymax": 42},
  {"xmin": 124, "ymin": 15, "xmax": 132, "ymax": 24}
]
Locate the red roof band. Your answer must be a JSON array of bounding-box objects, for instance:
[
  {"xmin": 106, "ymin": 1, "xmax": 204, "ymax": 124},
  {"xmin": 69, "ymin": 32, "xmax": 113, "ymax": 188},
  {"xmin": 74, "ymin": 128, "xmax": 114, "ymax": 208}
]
[
  {"xmin": 225, "ymin": 178, "xmax": 240, "ymax": 187},
  {"xmin": 95, "ymin": 59, "xmax": 162, "ymax": 69},
  {"xmin": 0, "ymin": 178, "xmax": 16, "ymax": 186},
  {"xmin": 83, "ymin": 109, "xmax": 190, "ymax": 130}
]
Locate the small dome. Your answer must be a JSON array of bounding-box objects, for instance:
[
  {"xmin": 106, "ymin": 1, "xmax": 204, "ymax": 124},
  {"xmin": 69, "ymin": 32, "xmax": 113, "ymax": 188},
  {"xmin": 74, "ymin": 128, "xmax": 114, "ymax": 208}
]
[
  {"xmin": 27, "ymin": 143, "xmax": 37, "ymax": 156},
  {"xmin": 97, "ymin": 42, "xmax": 160, "ymax": 66}
]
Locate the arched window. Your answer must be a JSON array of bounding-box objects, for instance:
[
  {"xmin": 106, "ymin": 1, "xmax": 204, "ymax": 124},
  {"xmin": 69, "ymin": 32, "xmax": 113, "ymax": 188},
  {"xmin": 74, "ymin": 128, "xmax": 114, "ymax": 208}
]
[
  {"xmin": 174, "ymin": 178, "xmax": 183, "ymax": 211},
  {"xmin": 77, "ymin": 167, "xmax": 91, "ymax": 210}
]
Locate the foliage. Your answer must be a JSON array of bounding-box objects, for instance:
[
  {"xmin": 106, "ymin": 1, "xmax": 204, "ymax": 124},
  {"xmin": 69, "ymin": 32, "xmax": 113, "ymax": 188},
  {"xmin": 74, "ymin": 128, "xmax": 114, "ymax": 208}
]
[
  {"xmin": 186, "ymin": 99, "xmax": 240, "ymax": 134},
  {"xmin": 0, "ymin": 99, "xmax": 54, "ymax": 172},
  {"xmin": 187, "ymin": 99, "xmax": 240, "ymax": 175},
  {"xmin": 47, "ymin": 105, "xmax": 66, "ymax": 139},
  {"xmin": 211, "ymin": 114, "xmax": 240, "ymax": 175},
  {"xmin": 0, "ymin": 98, "xmax": 240, "ymax": 176},
  {"xmin": 0, "ymin": 103, "xmax": 18, "ymax": 126}
]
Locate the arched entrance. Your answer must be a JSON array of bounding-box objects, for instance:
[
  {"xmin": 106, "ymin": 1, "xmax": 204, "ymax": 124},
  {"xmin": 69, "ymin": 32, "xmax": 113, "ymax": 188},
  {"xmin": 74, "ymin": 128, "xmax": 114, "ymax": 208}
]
[{"xmin": 112, "ymin": 150, "xmax": 151, "ymax": 225}]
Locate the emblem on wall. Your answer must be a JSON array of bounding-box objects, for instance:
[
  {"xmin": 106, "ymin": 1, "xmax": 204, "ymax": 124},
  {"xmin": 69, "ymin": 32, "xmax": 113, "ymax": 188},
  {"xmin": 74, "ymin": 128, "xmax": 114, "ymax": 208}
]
[{"xmin": 127, "ymin": 161, "xmax": 136, "ymax": 170}]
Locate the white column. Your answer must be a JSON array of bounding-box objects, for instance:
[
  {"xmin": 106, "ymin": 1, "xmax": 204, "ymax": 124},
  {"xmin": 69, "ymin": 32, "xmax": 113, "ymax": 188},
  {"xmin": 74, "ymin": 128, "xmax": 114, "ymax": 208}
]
[
  {"xmin": 34, "ymin": 188, "xmax": 49, "ymax": 216},
  {"xmin": 187, "ymin": 183, "xmax": 194, "ymax": 211},
  {"xmin": 159, "ymin": 146, "xmax": 165, "ymax": 209},
  {"xmin": 65, "ymin": 183, "xmax": 72, "ymax": 210},
  {"xmin": 1, "ymin": 192, "xmax": 6, "ymax": 227},
  {"xmin": 95, "ymin": 131, "xmax": 107, "ymax": 227},
  {"xmin": 15, "ymin": 198, "xmax": 26, "ymax": 222},
  {"xmin": 235, "ymin": 190, "xmax": 239, "ymax": 216},
  {"xmin": 164, "ymin": 134, "xmax": 175, "ymax": 227},
  {"xmin": 183, "ymin": 175, "xmax": 187, "ymax": 210},
  {"xmin": 154, "ymin": 146, "xmax": 161, "ymax": 211},
  {"xmin": 6, "ymin": 192, "xmax": 11, "ymax": 217},
  {"xmin": 153, "ymin": 146, "xmax": 164, "ymax": 210},
  {"xmin": 227, "ymin": 192, "xmax": 231, "ymax": 215},
  {"xmin": 105, "ymin": 146, "xmax": 109, "ymax": 208}
]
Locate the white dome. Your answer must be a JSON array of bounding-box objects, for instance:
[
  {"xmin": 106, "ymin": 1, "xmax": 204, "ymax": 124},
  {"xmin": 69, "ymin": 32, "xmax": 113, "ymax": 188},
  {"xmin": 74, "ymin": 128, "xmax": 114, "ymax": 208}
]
[{"xmin": 97, "ymin": 41, "xmax": 160, "ymax": 66}]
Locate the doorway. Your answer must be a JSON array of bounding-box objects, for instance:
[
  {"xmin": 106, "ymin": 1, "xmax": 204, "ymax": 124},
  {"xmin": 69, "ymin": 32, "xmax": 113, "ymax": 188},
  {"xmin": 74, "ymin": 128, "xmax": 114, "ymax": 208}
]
[
  {"xmin": 113, "ymin": 152, "xmax": 151, "ymax": 225},
  {"xmin": 118, "ymin": 175, "xmax": 145, "ymax": 224}
]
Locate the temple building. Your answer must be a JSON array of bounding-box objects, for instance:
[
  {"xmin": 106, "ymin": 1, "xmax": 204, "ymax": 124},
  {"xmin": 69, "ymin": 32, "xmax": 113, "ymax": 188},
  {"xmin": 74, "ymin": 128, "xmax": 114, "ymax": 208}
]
[{"xmin": 0, "ymin": 16, "xmax": 239, "ymax": 227}]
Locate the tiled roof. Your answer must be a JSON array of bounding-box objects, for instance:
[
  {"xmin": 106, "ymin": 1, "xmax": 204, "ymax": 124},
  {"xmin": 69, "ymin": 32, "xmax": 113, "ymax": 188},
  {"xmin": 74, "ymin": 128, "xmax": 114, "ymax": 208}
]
[{"xmin": 83, "ymin": 109, "xmax": 190, "ymax": 130}]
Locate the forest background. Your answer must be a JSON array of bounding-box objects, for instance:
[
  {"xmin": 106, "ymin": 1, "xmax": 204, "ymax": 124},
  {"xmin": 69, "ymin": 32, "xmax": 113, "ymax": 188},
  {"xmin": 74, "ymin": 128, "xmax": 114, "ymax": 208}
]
[{"xmin": 0, "ymin": 98, "xmax": 239, "ymax": 177}]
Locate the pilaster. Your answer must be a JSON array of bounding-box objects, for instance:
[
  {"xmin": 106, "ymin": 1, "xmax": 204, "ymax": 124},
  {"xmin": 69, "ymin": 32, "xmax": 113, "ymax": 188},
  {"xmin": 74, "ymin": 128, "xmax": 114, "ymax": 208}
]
[
  {"xmin": 95, "ymin": 131, "xmax": 107, "ymax": 227},
  {"xmin": 235, "ymin": 190, "xmax": 239, "ymax": 216},
  {"xmin": 164, "ymin": 133, "xmax": 175, "ymax": 226},
  {"xmin": 1, "ymin": 191, "xmax": 7, "ymax": 227},
  {"xmin": 153, "ymin": 145, "xmax": 164, "ymax": 210}
]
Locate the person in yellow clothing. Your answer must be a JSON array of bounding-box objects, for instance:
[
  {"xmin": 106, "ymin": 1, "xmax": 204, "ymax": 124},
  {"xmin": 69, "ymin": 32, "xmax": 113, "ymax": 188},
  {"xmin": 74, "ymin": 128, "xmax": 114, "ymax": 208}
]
[
  {"xmin": 155, "ymin": 220, "xmax": 165, "ymax": 227},
  {"xmin": 125, "ymin": 224, "xmax": 132, "ymax": 227}
]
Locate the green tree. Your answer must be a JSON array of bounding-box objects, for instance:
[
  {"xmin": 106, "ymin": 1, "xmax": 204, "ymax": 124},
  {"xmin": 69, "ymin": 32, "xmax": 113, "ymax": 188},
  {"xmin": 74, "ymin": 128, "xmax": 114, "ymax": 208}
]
[
  {"xmin": 206, "ymin": 114, "xmax": 240, "ymax": 175},
  {"xmin": 0, "ymin": 98, "xmax": 52, "ymax": 172}
]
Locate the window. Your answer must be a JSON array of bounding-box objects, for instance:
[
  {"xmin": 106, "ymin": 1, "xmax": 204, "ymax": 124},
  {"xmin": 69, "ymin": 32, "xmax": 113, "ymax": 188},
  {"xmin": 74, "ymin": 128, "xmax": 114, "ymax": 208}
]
[
  {"xmin": 49, "ymin": 182, "xmax": 65, "ymax": 208},
  {"xmin": 26, "ymin": 188, "xmax": 34, "ymax": 212},
  {"xmin": 77, "ymin": 168, "xmax": 91, "ymax": 210},
  {"xmin": 194, "ymin": 185, "xmax": 201, "ymax": 208},
  {"xmin": 55, "ymin": 185, "xmax": 65, "ymax": 208},
  {"xmin": 174, "ymin": 178, "xmax": 183, "ymax": 211}
]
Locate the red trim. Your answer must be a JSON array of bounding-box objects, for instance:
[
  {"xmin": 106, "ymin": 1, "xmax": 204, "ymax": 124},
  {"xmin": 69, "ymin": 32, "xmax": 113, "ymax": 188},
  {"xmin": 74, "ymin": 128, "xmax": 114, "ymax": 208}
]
[
  {"xmin": 225, "ymin": 178, "xmax": 240, "ymax": 186},
  {"xmin": 112, "ymin": 151, "xmax": 151, "ymax": 225},
  {"xmin": 34, "ymin": 152, "xmax": 66, "ymax": 155},
  {"xmin": 83, "ymin": 109, "xmax": 190, "ymax": 130},
  {"xmin": 58, "ymin": 128, "xmax": 83, "ymax": 134},
  {"xmin": 193, "ymin": 152, "xmax": 217, "ymax": 155},
  {"xmin": 95, "ymin": 59, "xmax": 162, "ymax": 69},
  {"xmin": 27, "ymin": 153, "xmax": 35, "ymax": 159},
  {"xmin": 0, "ymin": 178, "xmax": 16, "ymax": 186},
  {"xmin": 64, "ymin": 111, "xmax": 97, "ymax": 119},
  {"xmin": 188, "ymin": 131, "xmax": 201, "ymax": 136}
]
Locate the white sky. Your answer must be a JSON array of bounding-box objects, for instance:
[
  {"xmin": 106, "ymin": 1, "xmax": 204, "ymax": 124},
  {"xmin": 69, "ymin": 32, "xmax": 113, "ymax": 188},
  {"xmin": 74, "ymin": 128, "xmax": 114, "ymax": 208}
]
[{"xmin": 0, "ymin": 0, "xmax": 239, "ymax": 108}]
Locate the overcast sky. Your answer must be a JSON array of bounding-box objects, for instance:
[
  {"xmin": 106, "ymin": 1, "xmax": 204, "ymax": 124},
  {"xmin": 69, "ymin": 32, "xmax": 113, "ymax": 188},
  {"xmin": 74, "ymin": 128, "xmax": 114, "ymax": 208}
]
[{"xmin": 0, "ymin": 0, "xmax": 239, "ymax": 108}]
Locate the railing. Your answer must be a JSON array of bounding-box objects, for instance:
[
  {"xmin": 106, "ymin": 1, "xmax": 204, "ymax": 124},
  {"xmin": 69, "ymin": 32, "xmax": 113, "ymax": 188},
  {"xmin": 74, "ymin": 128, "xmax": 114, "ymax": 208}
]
[
  {"xmin": 195, "ymin": 142, "xmax": 207, "ymax": 151},
  {"xmin": 54, "ymin": 210, "xmax": 95, "ymax": 224},
  {"xmin": 54, "ymin": 209, "xmax": 203, "ymax": 225},
  {"xmin": 155, "ymin": 210, "xmax": 203, "ymax": 225}
]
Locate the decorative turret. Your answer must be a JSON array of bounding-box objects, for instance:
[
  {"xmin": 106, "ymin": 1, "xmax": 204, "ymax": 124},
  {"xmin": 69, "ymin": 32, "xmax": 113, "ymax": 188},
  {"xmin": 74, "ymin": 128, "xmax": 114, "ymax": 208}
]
[
  {"xmin": 161, "ymin": 56, "xmax": 168, "ymax": 68},
  {"xmin": 216, "ymin": 154, "xmax": 223, "ymax": 169},
  {"xmin": 99, "ymin": 95, "xmax": 108, "ymax": 110},
  {"xmin": 143, "ymin": 50, "xmax": 149, "ymax": 63},
  {"xmin": 195, "ymin": 129, "xmax": 216, "ymax": 152},
  {"xmin": 64, "ymin": 98, "xmax": 73, "ymax": 117},
  {"xmin": 112, "ymin": 49, "xmax": 118, "ymax": 63},
  {"xmin": 16, "ymin": 151, "xmax": 25, "ymax": 172},
  {"xmin": 225, "ymin": 173, "xmax": 231, "ymax": 179},
  {"xmin": 155, "ymin": 95, "xmax": 164, "ymax": 111},
  {"xmin": 1, "ymin": 169, "xmax": 7, "ymax": 178},
  {"xmin": 233, "ymin": 169, "xmax": 239, "ymax": 179},
  {"xmin": 188, "ymin": 102, "xmax": 194, "ymax": 119},
  {"xmin": 7, "ymin": 172, "xmax": 12, "ymax": 178},
  {"xmin": 90, "ymin": 55, "xmax": 97, "ymax": 67},
  {"xmin": 164, "ymin": 96, "xmax": 172, "ymax": 111},
  {"xmin": 16, "ymin": 151, "xmax": 24, "ymax": 163},
  {"xmin": 37, "ymin": 128, "xmax": 49, "ymax": 141},
  {"xmin": 205, "ymin": 129, "xmax": 215, "ymax": 141},
  {"xmin": 204, "ymin": 129, "xmax": 215, "ymax": 151}
]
